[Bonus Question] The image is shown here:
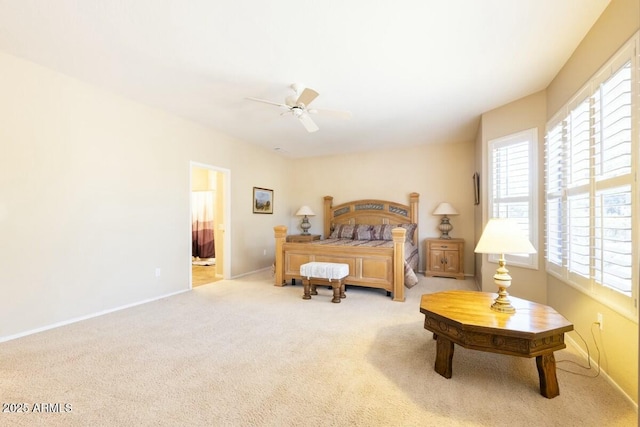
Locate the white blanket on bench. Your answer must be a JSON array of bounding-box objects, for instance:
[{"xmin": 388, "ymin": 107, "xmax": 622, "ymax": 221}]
[{"xmin": 300, "ymin": 262, "xmax": 349, "ymax": 281}]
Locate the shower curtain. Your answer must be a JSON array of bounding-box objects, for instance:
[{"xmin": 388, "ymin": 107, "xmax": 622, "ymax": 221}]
[{"xmin": 191, "ymin": 191, "xmax": 215, "ymax": 259}]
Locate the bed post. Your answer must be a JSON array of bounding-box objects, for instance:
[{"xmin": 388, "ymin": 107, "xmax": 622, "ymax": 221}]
[
  {"xmin": 391, "ymin": 227, "xmax": 406, "ymax": 302},
  {"xmin": 323, "ymin": 196, "xmax": 333, "ymax": 238},
  {"xmin": 274, "ymin": 225, "xmax": 287, "ymax": 286},
  {"xmin": 409, "ymin": 192, "xmax": 420, "ymax": 245}
]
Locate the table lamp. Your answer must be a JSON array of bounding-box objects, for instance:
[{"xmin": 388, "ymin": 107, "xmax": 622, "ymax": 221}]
[
  {"xmin": 474, "ymin": 218, "xmax": 536, "ymax": 313},
  {"xmin": 295, "ymin": 206, "xmax": 316, "ymax": 235},
  {"xmin": 432, "ymin": 202, "xmax": 459, "ymax": 239}
]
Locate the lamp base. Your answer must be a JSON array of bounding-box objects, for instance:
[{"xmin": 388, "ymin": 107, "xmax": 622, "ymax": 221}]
[
  {"xmin": 438, "ymin": 216, "xmax": 453, "ymax": 239},
  {"xmin": 491, "ymin": 256, "xmax": 515, "ymax": 313},
  {"xmin": 300, "ymin": 216, "xmax": 311, "ymax": 235},
  {"xmin": 490, "ymin": 286, "xmax": 516, "ymax": 313}
]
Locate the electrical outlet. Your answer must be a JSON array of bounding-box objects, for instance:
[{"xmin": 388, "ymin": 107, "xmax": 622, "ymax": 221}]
[
  {"xmin": 596, "ymin": 312, "xmax": 603, "ymax": 330},
  {"xmin": 263, "ymin": 249, "xmax": 267, "ymax": 256},
  {"xmin": 155, "ymin": 268, "xmax": 161, "ymax": 278}
]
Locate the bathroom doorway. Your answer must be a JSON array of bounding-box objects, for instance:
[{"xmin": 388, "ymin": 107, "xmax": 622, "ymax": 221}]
[{"xmin": 190, "ymin": 162, "xmax": 230, "ymax": 287}]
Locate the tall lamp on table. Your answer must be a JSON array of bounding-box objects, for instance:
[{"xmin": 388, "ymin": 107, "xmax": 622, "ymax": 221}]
[
  {"xmin": 474, "ymin": 218, "xmax": 537, "ymax": 313},
  {"xmin": 433, "ymin": 202, "xmax": 459, "ymax": 239},
  {"xmin": 295, "ymin": 206, "xmax": 316, "ymax": 235}
]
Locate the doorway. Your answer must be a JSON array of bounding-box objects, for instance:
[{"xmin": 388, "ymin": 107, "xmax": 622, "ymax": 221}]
[{"xmin": 190, "ymin": 162, "xmax": 230, "ymax": 287}]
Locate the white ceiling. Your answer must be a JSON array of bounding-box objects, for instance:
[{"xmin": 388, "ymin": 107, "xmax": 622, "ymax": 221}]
[{"xmin": 0, "ymin": 0, "xmax": 610, "ymax": 158}]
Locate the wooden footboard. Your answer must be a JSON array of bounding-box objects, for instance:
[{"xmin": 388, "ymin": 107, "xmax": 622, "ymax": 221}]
[{"xmin": 274, "ymin": 226, "xmax": 406, "ymax": 301}]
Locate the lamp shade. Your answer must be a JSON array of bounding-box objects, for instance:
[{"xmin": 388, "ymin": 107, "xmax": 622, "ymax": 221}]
[
  {"xmin": 295, "ymin": 206, "xmax": 316, "ymax": 216},
  {"xmin": 433, "ymin": 202, "xmax": 459, "ymax": 216},
  {"xmin": 474, "ymin": 218, "xmax": 536, "ymax": 255}
]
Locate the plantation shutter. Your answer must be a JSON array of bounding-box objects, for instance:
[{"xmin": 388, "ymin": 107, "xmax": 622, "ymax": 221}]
[
  {"xmin": 492, "ymin": 140, "xmax": 530, "ymax": 228},
  {"xmin": 489, "ymin": 128, "xmax": 537, "ymax": 268},
  {"xmin": 544, "ymin": 120, "xmax": 564, "ymax": 272},
  {"xmin": 592, "ymin": 60, "xmax": 633, "ymax": 296}
]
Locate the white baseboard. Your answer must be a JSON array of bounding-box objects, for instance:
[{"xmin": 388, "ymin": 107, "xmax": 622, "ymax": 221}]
[
  {"xmin": 565, "ymin": 335, "xmax": 638, "ymax": 410},
  {"xmin": 0, "ymin": 288, "xmax": 190, "ymax": 344},
  {"xmin": 230, "ymin": 266, "xmax": 272, "ymax": 280},
  {"xmin": 2, "ymin": 267, "xmax": 273, "ymax": 343}
]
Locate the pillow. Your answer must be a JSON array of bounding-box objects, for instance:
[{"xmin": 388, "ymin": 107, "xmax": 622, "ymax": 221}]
[
  {"xmin": 371, "ymin": 223, "xmax": 417, "ymax": 241},
  {"xmin": 398, "ymin": 223, "xmax": 418, "ymax": 242},
  {"xmin": 353, "ymin": 224, "xmax": 374, "ymax": 240},
  {"xmin": 371, "ymin": 224, "xmax": 395, "ymax": 240},
  {"xmin": 329, "ymin": 224, "xmax": 356, "ymax": 239}
]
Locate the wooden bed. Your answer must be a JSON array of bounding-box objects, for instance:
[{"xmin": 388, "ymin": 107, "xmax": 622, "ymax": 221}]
[{"xmin": 274, "ymin": 193, "xmax": 419, "ymax": 302}]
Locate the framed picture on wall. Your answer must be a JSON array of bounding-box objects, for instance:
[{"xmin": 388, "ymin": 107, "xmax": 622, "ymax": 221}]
[
  {"xmin": 473, "ymin": 172, "xmax": 480, "ymax": 205},
  {"xmin": 253, "ymin": 187, "xmax": 273, "ymax": 214}
]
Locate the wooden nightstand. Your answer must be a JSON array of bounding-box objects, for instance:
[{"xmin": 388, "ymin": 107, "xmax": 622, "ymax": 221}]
[
  {"xmin": 425, "ymin": 238, "xmax": 464, "ymax": 280},
  {"xmin": 286, "ymin": 234, "xmax": 321, "ymax": 243}
]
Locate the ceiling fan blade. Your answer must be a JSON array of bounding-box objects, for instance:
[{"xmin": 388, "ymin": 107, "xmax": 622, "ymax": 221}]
[
  {"xmin": 295, "ymin": 88, "xmax": 319, "ymax": 107},
  {"xmin": 308, "ymin": 108, "xmax": 352, "ymax": 120},
  {"xmin": 246, "ymin": 97, "xmax": 289, "ymax": 109},
  {"xmin": 297, "ymin": 113, "xmax": 319, "ymax": 133}
]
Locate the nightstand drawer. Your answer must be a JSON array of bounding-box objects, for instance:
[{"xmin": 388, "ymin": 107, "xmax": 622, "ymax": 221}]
[{"xmin": 429, "ymin": 242, "xmax": 457, "ymax": 250}]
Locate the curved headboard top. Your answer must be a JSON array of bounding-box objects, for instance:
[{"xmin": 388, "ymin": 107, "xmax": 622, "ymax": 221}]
[{"xmin": 323, "ymin": 193, "xmax": 419, "ymax": 244}]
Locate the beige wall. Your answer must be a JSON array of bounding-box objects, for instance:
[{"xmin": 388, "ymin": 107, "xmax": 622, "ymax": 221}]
[
  {"xmin": 477, "ymin": 91, "xmax": 548, "ymax": 304},
  {"xmin": 544, "ymin": 0, "xmax": 639, "ymax": 404},
  {"xmin": 548, "ymin": 276, "xmax": 638, "ymax": 403},
  {"xmin": 0, "ymin": 51, "xmax": 290, "ymax": 339},
  {"xmin": 289, "ymin": 141, "xmax": 476, "ymax": 275},
  {"xmin": 547, "ymin": 0, "xmax": 640, "ymax": 116}
]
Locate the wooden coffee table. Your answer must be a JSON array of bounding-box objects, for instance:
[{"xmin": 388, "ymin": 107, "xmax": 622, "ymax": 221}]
[{"xmin": 420, "ymin": 290, "xmax": 573, "ymax": 398}]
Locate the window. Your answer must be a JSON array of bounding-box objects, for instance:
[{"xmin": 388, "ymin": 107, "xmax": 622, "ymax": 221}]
[
  {"xmin": 488, "ymin": 128, "xmax": 538, "ymax": 269},
  {"xmin": 545, "ymin": 34, "xmax": 638, "ymax": 318}
]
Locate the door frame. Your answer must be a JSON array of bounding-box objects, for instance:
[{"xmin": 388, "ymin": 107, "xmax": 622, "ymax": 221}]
[{"xmin": 189, "ymin": 161, "xmax": 231, "ymax": 287}]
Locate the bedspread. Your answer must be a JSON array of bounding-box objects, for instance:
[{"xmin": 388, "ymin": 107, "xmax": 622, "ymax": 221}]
[{"xmin": 310, "ymin": 239, "xmax": 419, "ymax": 288}]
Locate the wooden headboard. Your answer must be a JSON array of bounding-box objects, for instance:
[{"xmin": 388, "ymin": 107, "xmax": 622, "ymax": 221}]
[{"xmin": 323, "ymin": 193, "xmax": 420, "ymax": 244}]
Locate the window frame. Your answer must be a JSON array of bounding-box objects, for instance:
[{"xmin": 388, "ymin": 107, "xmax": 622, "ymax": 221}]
[{"xmin": 487, "ymin": 127, "xmax": 539, "ymax": 270}]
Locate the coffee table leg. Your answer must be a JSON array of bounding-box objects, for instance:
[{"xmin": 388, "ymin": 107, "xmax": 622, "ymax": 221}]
[
  {"xmin": 434, "ymin": 336, "xmax": 454, "ymax": 379},
  {"xmin": 536, "ymin": 352, "xmax": 560, "ymax": 398}
]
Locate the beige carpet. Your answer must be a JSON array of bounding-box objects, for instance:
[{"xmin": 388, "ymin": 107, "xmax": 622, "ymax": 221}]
[{"xmin": 1, "ymin": 271, "xmax": 636, "ymax": 426}]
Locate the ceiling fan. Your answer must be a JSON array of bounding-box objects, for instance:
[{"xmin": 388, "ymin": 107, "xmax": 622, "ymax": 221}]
[{"xmin": 246, "ymin": 83, "xmax": 352, "ymax": 133}]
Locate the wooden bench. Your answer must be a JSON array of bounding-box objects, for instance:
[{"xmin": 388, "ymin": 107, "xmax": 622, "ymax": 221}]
[{"xmin": 300, "ymin": 262, "xmax": 349, "ymax": 303}]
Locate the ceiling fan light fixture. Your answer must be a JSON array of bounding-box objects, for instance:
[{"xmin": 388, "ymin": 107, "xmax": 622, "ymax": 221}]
[{"xmin": 246, "ymin": 83, "xmax": 351, "ymax": 133}]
